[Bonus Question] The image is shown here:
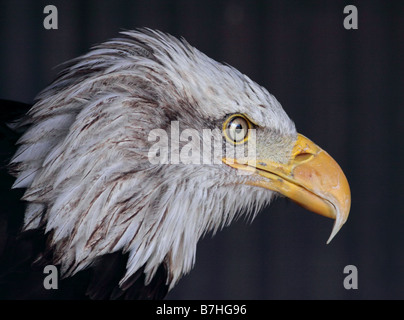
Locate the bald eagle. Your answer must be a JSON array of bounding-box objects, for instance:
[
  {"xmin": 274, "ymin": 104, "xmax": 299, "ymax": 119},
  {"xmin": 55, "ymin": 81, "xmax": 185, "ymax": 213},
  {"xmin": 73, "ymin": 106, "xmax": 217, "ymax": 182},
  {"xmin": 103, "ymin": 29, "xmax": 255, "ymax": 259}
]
[{"xmin": 0, "ymin": 29, "xmax": 350, "ymax": 299}]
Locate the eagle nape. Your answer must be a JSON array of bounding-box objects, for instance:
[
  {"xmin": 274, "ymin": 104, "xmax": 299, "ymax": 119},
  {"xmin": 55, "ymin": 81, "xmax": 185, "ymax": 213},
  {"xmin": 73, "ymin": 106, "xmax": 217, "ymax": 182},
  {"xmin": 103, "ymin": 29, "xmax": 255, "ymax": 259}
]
[{"xmin": 0, "ymin": 28, "xmax": 351, "ymax": 300}]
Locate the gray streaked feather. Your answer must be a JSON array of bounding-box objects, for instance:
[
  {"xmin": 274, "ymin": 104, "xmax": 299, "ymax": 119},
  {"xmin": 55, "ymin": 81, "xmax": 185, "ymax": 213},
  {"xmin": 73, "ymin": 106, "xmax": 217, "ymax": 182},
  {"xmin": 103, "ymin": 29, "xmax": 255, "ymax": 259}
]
[{"xmin": 10, "ymin": 29, "xmax": 296, "ymax": 291}]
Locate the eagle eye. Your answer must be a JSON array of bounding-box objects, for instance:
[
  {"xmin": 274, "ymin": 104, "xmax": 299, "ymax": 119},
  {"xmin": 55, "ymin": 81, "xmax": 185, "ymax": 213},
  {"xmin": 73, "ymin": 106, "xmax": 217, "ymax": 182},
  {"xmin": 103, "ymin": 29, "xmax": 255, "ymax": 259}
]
[{"xmin": 223, "ymin": 114, "xmax": 252, "ymax": 144}]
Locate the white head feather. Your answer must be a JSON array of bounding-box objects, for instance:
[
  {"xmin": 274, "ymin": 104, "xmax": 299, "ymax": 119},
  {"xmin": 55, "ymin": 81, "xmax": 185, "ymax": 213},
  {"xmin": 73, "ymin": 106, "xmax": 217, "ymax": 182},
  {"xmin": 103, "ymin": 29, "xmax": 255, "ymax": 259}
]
[{"xmin": 10, "ymin": 29, "xmax": 296, "ymax": 290}]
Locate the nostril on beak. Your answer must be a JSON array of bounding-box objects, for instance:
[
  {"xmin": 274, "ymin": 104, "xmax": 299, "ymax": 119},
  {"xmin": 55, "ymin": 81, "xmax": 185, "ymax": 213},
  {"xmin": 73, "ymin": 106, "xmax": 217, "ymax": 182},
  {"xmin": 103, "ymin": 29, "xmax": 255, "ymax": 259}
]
[{"xmin": 294, "ymin": 152, "xmax": 314, "ymax": 163}]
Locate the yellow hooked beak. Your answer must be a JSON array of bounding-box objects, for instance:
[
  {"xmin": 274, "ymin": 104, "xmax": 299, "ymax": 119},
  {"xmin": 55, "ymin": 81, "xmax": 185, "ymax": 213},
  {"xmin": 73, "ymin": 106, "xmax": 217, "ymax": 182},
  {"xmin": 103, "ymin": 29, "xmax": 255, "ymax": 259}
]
[{"xmin": 223, "ymin": 133, "xmax": 351, "ymax": 243}]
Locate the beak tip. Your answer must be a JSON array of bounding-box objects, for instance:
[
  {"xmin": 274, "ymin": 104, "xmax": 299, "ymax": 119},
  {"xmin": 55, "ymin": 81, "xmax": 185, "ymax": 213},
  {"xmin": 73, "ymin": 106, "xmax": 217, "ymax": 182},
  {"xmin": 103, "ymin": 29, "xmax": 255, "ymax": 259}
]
[{"xmin": 326, "ymin": 214, "xmax": 348, "ymax": 244}]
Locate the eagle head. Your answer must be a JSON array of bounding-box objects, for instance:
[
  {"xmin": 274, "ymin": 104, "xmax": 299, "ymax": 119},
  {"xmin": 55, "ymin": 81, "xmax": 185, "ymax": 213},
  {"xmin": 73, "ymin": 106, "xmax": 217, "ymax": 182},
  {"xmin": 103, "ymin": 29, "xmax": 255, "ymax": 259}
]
[{"xmin": 10, "ymin": 29, "xmax": 350, "ymax": 296}]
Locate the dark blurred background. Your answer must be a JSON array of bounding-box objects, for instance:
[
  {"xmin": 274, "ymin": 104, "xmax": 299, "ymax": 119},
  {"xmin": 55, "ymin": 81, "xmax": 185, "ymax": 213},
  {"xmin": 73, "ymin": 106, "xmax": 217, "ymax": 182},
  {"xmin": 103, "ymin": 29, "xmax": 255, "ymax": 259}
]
[{"xmin": 0, "ymin": 0, "xmax": 403, "ymax": 299}]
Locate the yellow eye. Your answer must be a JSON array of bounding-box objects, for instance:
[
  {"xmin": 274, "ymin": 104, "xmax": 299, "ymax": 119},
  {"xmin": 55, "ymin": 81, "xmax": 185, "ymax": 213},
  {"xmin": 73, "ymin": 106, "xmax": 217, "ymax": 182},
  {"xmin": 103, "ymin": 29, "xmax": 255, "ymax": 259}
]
[{"xmin": 223, "ymin": 114, "xmax": 252, "ymax": 144}]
